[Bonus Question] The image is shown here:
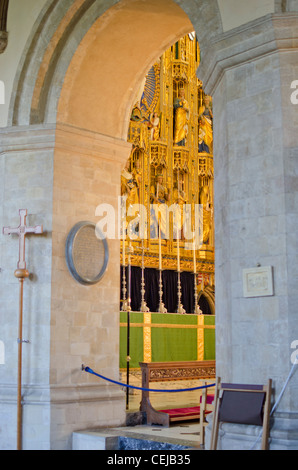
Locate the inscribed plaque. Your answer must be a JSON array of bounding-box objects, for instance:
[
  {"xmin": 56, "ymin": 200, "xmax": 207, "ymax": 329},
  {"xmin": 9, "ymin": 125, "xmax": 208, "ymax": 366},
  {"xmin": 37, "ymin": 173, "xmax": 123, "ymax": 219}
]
[
  {"xmin": 242, "ymin": 266, "xmax": 273, "ymax": 298},
  {"xmin": 65, "ymin": 221, "xmax": 108, "ymax": 285}
]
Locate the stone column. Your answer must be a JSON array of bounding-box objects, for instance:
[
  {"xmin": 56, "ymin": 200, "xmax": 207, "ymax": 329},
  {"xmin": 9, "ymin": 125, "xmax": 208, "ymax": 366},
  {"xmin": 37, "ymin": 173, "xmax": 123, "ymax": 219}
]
[
  {"xmin": 49, "ymin": 123, "xmax": 131, "ymax": 449},
  {"xmin": 0, "ymin": 123, "xmax": 131, "ymax": 449},
  {"xmin": 0, "ymin": 125, "xmax": 55, "ymax": 449},
  {"xmin": 198, "ymin": 13, "xmax": 298, "ymax": 450}
]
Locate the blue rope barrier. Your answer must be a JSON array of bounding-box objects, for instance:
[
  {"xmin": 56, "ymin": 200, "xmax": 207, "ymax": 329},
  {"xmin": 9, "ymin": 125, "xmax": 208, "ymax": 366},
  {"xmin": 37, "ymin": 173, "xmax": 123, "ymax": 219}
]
[{"xmin": 82, "ymin": 365, "xmax": 216, "ymax": 393}]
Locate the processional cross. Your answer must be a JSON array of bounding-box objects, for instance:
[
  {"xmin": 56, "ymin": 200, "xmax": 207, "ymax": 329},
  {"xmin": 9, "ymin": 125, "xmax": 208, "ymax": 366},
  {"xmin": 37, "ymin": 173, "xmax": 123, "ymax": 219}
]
[
  {"xmin": 2, "ymin": 209, "xmax": 43, "ymax": 451},
  {"xmin": 3, "ymin": 208, "xmax": 43, "ymax": 270}
]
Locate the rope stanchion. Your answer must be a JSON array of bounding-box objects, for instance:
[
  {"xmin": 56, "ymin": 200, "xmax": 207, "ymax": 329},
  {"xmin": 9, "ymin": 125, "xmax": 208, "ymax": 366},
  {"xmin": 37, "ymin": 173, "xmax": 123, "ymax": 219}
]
[{"xmin": 82, "ymin": 365, "xmax": 215, "ymax": 393}]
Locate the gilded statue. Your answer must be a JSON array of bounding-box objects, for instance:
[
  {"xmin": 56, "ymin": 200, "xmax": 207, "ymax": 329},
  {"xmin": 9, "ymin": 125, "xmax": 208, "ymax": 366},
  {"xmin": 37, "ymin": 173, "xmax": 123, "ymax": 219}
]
[
  {"xmin": 198, "ymin": 95, "xmax": 213, "ymax": 152},
  {"xmin": 150, "ymin": 174, "xmax": 169, "ymax": 238},
  {"xmin": 173, "ymin": 88, "xmax": 189, "ymax": 146},
  {"xmin": 121, "ymin": 161, "xmax": 140, "ymax": 239},
  {"xmin": 199, "ymin": 185, "xmax": 212, "ymax": 244},
  {"xmin": 132, "ymin": 158, "xmax": 142, "ymax": 200},
  {"xmin": 150, "ymin": 174, "xmax": 169, "ymax": 204},
  {"xmin": 199, "ymin": 128, "xmax": 210, "ymax": 153},
  {"xmin": 149, "ymin": 112, "xmax": 160, "ymax": 141},
  {"xmin": 121, "ymin": 162, "xmax": 139, "ymax": 212}
]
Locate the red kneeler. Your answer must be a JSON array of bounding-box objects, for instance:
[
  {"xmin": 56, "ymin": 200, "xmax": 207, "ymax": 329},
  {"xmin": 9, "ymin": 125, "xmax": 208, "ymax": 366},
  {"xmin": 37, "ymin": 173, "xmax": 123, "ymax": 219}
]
[{"xmin": 159, "ymin": 394, "xmax": 214, "ymax": 421}]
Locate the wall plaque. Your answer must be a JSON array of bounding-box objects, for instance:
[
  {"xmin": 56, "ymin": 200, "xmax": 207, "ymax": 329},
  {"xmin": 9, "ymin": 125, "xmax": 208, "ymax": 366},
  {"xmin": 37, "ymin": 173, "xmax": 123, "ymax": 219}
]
[
  {"xmin": 243, "ymin": 266, "xmax": 273, "ymax": 298},
  {"xmin": 65, "ymin": 221, "xmax": 108, "ymax": 285}
]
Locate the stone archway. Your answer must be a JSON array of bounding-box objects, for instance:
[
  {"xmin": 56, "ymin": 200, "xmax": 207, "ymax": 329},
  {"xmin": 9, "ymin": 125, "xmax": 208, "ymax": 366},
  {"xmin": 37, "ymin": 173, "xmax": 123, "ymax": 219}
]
[
  {"xmin": 9, "ymin": 0, "xmax": 223, "ymax": 132},
  {"xmin": 4, "ymin": 0, "xmax": 223, "ymax": 449},
  {"xmin": 46, "ymin": 0, "xmax": 221, "ymax": 397}
]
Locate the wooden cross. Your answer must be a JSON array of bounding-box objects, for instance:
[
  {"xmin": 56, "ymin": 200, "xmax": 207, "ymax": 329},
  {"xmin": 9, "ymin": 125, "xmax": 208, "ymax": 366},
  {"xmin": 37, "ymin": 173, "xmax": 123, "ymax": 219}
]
[{"xmin": 3, "ymin": 209, "xmax": 43, "ymax": 270}]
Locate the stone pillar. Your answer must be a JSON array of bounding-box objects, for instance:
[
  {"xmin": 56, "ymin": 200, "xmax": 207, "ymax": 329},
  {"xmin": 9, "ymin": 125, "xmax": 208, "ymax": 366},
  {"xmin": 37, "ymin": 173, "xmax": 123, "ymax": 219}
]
[
  {"xmin": 0, "ymin": 125, "xmax": 55, "ymax": 449},
  {"xmin": 0, "ymin": 123, "xmax": 131, "ymax": 450},
  {"xmin": 49, "ymin": 124, "xmax": 131, "ymax": 449},
  {"xmin": 198, "ymin": 13, "xmax": 298, "ymax": 450}
]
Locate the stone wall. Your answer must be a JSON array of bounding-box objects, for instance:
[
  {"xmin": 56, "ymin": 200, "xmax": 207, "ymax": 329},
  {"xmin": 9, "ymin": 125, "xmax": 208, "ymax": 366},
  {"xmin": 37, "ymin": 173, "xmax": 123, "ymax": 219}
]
[
  {"xmin": 0, "ymin": 123, "xmax": 131, "ymax": 449},
  {"xmin": 199, "ymin": 13, "xmax": 298, "ymax": 449},
  {"xmin": 0, "ymin": 126, "xmax": 54, "ymax": 449}
]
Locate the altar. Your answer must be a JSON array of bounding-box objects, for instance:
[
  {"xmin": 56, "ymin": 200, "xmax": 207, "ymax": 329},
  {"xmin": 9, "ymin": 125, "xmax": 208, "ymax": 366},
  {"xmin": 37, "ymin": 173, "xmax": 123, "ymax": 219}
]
[
  {"xmin": 119, "ymin": 34, "xmax": 216, "ymax": 372},
  {"xmin": 120, "ymin": 312, "xmax": 215, "ymax": 369}
]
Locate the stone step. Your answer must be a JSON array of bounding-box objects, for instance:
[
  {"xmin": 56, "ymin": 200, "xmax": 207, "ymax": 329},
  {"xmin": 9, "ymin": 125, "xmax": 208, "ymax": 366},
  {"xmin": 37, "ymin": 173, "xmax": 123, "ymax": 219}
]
[
  {"xmin": 72, "ymin": 425, "xmax": 200, "ymax": 450},
  {"xmin": 72, "ymin": 430, "xmax": 118, "ymax": 450}
]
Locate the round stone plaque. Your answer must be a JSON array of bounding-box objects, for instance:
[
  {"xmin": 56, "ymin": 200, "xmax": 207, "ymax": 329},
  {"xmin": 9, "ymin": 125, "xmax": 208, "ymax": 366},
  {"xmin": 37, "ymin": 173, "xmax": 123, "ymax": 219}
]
[{"xmin": 65, "ymin": 221, "xmax": 108, "ymax": 285}]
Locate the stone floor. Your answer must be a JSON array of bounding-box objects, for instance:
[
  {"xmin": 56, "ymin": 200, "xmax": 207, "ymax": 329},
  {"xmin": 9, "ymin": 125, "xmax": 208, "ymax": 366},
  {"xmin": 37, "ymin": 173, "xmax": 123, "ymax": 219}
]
[{"xmin": 72, "ymin": 373, "xmax": 215, "ymax": 450}]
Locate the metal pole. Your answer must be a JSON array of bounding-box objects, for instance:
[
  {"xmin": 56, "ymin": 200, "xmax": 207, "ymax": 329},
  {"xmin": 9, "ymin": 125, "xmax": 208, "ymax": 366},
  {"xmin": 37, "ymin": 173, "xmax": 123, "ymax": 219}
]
[
  {"xmin": 126, "ymin": 242, "xmax": 132, "ymax": 410},
  {"xmin": 15, "ymin": 268, "xmax": 29, "ymax": 451},
  {"xmin": 126, "ymin": 306, "xmax": 130, "ymax": 410},
  {"xmin": 140, "ymin": 240, "xmax": 149, "ymax": 313},
  {"xmin": 176, "ymin": 228, "xmax": 185, "ymax": 314}
]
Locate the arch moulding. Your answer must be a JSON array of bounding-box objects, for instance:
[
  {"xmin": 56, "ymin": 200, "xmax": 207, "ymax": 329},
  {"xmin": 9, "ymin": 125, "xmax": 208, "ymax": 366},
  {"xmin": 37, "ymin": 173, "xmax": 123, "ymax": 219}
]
[{"xmin": 9, "ymin": 0, "xmax": 223, "ymax": 140}]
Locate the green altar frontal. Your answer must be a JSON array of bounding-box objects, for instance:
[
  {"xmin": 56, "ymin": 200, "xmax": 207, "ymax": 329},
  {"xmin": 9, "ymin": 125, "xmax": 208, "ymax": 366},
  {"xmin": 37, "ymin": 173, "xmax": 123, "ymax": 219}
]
[{"xmin": 120, "ymin": 312, "xmax": 215, "ymax": 369}]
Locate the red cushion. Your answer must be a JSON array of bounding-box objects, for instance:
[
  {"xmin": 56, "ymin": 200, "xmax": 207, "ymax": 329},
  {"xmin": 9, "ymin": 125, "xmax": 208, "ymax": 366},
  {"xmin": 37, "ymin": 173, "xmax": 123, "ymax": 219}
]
[
  {"xmin": 159, "ymin": 394, "xmax": 214, "ymax": 419},
  {"xmin": 159, "ymin": 394, "xmax": 215, "ymax": 419},
  {"xmin": 159, "ymin": 406, "xmax": 201, "ymax": 417}
]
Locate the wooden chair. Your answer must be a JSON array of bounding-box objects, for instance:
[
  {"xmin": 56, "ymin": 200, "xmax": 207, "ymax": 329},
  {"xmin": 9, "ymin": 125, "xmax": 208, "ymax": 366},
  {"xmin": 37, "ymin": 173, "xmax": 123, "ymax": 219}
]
[
  {"xmin": 199, "ymin": 380, "xmax": 215, "ymax": 446},
  {"xmin": 210, "ymin": 377, "xmax": 272, "ymax": 450}
]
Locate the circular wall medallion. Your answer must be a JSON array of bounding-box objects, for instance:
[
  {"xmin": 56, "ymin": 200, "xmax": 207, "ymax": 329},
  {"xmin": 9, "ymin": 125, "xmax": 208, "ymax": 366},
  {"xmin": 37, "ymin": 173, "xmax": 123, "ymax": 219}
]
[{"xmin": 65, "ymin": 221, "xmax": 109, "ymax": 285}]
